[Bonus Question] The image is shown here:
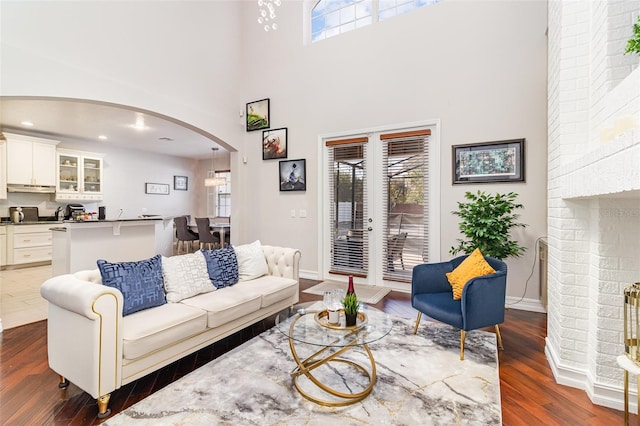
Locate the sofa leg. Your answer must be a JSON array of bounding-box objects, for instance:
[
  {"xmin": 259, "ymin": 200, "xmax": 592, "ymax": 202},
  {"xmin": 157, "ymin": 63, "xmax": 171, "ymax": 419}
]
[
  {"xmin": 58, "ymin": 375, "xmax": 69, "ymax": 389},
  {"xmin": 460, "ymin": 330, "xmax": 466, "ymax": 360},
  {"xmin": 413, "ymin": 312, "xmax": 422, "ymax": 334},
  {"xmin": 97, "ymin": 394, "xmax": 111, "ymax": 419},
  {"xmin": 495, "ymin": 324, "xmax": 504, "ymax": 350}
]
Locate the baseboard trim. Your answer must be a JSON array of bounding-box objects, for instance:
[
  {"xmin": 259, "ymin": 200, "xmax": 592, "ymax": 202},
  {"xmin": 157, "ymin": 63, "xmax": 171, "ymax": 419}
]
[
  {"xmin": 546, "ymin": 338, "xmax": 630, "ymax": 413},
  {"xmin": 505, "ymin": 296, "xmax": 546, "ymax": 313}
]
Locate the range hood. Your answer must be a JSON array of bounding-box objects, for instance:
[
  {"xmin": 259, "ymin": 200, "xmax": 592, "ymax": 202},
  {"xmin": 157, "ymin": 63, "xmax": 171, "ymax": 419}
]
[{"xmin": 7, "ymin": 184, "xmax": 56, "ymax": 194}]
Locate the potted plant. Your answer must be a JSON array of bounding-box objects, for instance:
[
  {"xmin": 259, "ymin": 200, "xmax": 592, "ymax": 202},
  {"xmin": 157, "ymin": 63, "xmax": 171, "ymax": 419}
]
[
  {"xmin": 342, "ymin": 293, "xmax": 360, "ymax": 327},
  {"xmin": 450, "ymin": 191, "xmax": 527, "ymax": 260},
  {"xmin": 625, "ymin": 16, "xmax": 640, "ymax": 56}
]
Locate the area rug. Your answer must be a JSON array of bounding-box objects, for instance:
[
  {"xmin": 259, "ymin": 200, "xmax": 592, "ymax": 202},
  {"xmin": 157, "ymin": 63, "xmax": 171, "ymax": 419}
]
[
  {"xmin": 105, "ymin": 313, "xmax": 501, "ymax": 425},
  {"xmin": 303, "ymin": 281, "xmax": 392, "ymax": 304}
]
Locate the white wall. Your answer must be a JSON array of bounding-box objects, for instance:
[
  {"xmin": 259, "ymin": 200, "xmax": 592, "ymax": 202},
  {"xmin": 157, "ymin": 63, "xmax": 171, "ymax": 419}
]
[
  {"xmin": 1, "ymin": 0, "xmax": 548, "ymax": 307},
  {"xmin": 236, "ymin": 0, "xmax": 548, "ymax": 305}
]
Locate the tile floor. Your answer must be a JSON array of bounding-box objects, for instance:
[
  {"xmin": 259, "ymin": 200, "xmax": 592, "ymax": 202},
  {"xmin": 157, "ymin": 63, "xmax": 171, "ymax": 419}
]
[{"xmin": 0, "ymin": 265, "xmax": 52, "ymax": 331}]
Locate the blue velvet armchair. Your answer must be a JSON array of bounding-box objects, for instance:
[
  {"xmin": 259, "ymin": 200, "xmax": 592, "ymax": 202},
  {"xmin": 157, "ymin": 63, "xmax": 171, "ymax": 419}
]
[{"xmin": 411, "ymin": 254, "xmax": 507, "ymax": 360}]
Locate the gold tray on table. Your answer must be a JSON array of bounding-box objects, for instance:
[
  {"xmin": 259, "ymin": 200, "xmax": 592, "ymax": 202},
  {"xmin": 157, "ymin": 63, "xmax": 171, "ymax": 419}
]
[{"xmin": 314, "ymin": 309, "xmax": 367, "ymax": 331}]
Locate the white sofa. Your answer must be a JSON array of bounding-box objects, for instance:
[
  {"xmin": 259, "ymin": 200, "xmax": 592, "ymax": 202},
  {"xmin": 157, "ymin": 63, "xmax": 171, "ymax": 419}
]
[{"xmin": 40, "ymin": 245, "xmax": 301, "ymax": 418}]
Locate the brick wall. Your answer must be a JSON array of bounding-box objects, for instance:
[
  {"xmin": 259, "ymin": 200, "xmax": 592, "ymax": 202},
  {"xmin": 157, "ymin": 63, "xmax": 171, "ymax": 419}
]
[{"xmin": 547, "ymin": 0, "xmax": 640, "ymax": 411}]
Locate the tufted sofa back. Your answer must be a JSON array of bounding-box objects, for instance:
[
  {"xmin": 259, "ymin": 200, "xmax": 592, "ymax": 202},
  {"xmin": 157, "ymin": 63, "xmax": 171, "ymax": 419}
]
[{"xmin": 262, "ymin": 245, "xmax": 301, "ymax": 280}]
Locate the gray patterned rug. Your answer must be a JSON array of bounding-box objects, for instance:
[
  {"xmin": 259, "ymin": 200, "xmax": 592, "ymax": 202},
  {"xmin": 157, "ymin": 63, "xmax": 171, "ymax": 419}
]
[{"xmin": 105, "ymin": 315, "xmax": 501, "ymax": 425}]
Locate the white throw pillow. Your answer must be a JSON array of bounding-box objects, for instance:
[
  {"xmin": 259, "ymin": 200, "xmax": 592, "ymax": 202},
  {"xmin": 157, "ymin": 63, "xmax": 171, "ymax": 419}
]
[
  {"xmin": 162, "ymin": 251, "xmax": 215, "ymax": 302},
  {"xmin": 234, "ymin": 240, "xmax": 268, "ymax": 281}
]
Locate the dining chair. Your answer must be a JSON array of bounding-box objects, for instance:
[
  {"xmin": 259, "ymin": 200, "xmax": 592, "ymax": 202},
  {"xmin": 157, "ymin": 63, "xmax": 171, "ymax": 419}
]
[
  {"xmin": 174, "ymin": 216, "xmax": 199, "ymax": 254},
  {"xmin": 196, "ymin": 217, "xmax": 221, "ymax": 250}
]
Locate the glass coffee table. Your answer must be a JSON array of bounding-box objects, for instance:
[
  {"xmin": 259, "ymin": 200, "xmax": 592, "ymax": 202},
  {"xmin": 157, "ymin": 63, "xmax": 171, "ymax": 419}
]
[{"xmin": 275, "ymin": 302, "xmax": 393, "ymax": 407}]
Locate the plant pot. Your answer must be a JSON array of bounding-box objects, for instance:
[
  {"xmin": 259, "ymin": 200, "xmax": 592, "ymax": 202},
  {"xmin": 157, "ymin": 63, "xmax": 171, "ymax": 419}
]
[{"xmin": 345, "ymin": 312, "xmax": 357, "ymax": 327}]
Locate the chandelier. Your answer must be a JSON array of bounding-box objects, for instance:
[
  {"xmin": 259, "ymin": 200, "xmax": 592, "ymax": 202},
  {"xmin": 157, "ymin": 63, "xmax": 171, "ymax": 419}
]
[
  {"xmin": 257, "ymin": 0, "xmax": 281, "ymax": 32},
  {"xmin": 204, "ymin": 147, "xmax": 226, "ymax": 187}
]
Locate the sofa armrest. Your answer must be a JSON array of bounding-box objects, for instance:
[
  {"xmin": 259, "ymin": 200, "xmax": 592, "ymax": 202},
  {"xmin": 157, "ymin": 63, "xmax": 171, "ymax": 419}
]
[
  {"xmin": 261, "ymin": 245, "xmax": 301, "ymax": 281},
  {"xmin": 40, "ymin": 273, "xmax": 123, "ymax": 400}
]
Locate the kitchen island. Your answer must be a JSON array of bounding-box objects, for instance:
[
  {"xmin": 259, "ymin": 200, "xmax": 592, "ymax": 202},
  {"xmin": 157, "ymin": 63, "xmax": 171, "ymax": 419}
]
[{"xmin": 50, "ymin": 218, "xmax": 174, "ymax": 276}]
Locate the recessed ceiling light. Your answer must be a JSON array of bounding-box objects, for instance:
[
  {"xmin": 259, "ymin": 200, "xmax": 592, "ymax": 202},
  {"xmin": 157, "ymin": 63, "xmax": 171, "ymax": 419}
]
[
  {"xmin": 21, "ymin": 121, "xmax": 34, "ymax": 127},
  {"xmin": 98, "ymin": 135, "xmax": 108, "ymax": 140}
]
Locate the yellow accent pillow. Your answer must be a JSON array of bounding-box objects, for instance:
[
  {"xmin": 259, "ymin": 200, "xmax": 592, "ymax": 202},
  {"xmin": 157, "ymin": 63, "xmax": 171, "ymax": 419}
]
[{"xmin": 445, "ymin": 248, "xmax": 496, "ymax": 300}]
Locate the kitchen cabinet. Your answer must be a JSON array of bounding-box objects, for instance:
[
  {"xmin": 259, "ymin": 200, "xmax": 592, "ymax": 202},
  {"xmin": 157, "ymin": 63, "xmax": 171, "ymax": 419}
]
[
  {"xmin": 6, "ymin": 224, "xmax": 53, "ymax": 265},
  {"xmin": 0, "ymin": 227, "xmax": 6, "ymax": 267},
  {"xmin": 56, "ymin": 149, "xmax": 104, "ymax": 201},
  {"xmin": 5, "ymin": 132, "xmax": 59, "ymax": 186},
  {"xmin": 0, "ymin": 141, "xmax": 6, "ymax": 200}
]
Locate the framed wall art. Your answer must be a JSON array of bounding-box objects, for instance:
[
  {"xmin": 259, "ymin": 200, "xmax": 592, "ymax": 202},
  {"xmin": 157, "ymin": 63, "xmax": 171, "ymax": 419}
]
[
  {"xmin": 452, "ymin": 139, "xmax": 525, "ymax": 184},
  {"xmin": 246, "ymin": 98, "xmax": 270, "ymax": 131},
  {"xmin": 145, "ymin": 182, "xmax": 170, "ymax": 195},
  {"xmin": 173, "ymin": 175, "xmax": 188, "ymax": 191},
  {"xmin": 279, "ymin": 159, "xmax": 306, "ymax": 191},
  {"xmin": 262, "ymin": 127, "xmax": 288, "ymax": 160}
]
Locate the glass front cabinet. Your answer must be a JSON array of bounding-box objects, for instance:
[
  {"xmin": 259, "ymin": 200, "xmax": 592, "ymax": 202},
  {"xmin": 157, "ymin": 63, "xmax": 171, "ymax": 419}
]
[{"xmin": 56, "ymin": 149, "xmax": 104, "ymax": 201}]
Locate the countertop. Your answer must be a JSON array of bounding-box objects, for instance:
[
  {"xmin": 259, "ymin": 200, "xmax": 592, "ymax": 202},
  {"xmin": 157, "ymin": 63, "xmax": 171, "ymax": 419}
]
[{"xmin": 0, "ymin": 217, "xmax": 166, "ymax": 226}]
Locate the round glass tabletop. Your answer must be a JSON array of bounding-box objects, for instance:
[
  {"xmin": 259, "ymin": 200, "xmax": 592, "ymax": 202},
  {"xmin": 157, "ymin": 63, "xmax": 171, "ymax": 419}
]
[{"xmin": 275, "ymin": 301, "xmax": 393, "ymax": 348}]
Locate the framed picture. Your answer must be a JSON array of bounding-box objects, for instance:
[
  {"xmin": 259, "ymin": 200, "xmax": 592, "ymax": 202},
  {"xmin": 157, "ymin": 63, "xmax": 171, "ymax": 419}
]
[
  {"xmin": 279, "ymin": 159, "xmax": 306, "ymax": 191},
  {"xmin": 262, "ymin": 127, "xmax": 288, "ymax": 160},
  {"xmin": 452, "ymin": 139, "xmax": 525, "ymax": 184},
  {"xmin": 246, "ymin": 98, "xmax": 270, "ymax": 131},
  {"xmin": 145, "ymin": 182, "xmax": 170, "ymax": 195},
  {"xmin": 173, "ymin": 175, "xmax": 188, "ymax": 191}
]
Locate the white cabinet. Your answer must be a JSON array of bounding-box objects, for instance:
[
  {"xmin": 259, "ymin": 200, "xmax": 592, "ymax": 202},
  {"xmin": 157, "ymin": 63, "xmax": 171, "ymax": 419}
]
[
  {"xmin": 5, "ymin": 133, "xmax": 59, "ymax": 186},
  {"xmin": 7, "ymin": 224, "xmax": 53, "ymax": 265},
  {"xmin": 56, "ymin": 149, "xmax": 104, "ymax": 201},
  {"xmin": 0, "ymin": 141, "xmax": 6, "ymax": 200},
  {"xmin": 0, "ymin": 227, "xmax": 6, "ymax": 267}
]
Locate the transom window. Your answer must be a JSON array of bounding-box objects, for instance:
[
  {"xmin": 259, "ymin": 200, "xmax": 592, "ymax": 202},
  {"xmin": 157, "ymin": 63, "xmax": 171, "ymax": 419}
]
[{"xmin": 311, "ymin": 0, "xmax": 443, "ymax": 42}]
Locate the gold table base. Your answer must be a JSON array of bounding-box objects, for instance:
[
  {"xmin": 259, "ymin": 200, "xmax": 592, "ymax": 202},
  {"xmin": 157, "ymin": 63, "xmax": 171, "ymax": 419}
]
[{"xmin": 287, "ymin": 313, "xmax": 377, "ymax": 407}]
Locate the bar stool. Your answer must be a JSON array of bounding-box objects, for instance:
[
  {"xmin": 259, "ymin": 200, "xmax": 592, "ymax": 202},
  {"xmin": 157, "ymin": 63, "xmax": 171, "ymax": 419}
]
[{"xmin": 174, "ymin": 216, "xmax": 199, "ymax": 254}]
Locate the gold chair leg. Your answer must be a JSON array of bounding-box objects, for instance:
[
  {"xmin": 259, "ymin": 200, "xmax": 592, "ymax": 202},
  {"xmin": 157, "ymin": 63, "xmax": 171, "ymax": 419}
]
[
  {"xmin": 97, "ymin": 393, "xmax": 111, "ymax": 419},
  {"xmin": 58, "ymin": 375, "xmax": 69, "ymax": 388},
  {"xmin": 413, "ymin": 312, "xmax": 422, "ymax": 334},
  {"xmin": 460, "ymin": 330, "xmax": 466, "ymax": 360},
  {"xmin": 495, "ymin": 324, "xmax": 504, "ymax": 350}
]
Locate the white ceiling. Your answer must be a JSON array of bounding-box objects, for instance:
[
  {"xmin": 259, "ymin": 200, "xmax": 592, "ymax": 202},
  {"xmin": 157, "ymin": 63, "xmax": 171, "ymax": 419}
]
[{"xmin": 0, "ymin": 98, "xmax": 224, "ymax": 160}]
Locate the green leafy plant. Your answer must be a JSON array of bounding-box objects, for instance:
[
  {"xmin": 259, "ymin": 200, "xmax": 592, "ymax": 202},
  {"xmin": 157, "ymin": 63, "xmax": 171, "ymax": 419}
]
[
  {"xmin": 450, "ymin": 191, "xmax": 527, "ymax": 260},
  {"xmin": 342, "ymin": 293, "xmax": 360, "ymax": 315},
  {"xmin": 625, "ymin": 16, "xmax": 640, "ymax": 56}
]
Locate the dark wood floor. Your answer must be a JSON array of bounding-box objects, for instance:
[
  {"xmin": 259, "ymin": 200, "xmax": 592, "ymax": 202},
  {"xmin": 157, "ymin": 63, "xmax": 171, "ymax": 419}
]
[{"xmin": 0, "ymin": 278, "xmax": 632, "ymax": 425}]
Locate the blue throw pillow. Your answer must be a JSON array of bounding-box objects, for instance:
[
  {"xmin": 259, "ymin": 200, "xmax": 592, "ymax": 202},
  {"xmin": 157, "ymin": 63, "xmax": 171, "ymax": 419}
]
[
  {"xmin": 201, "ymin": 245, "xmax": 239, "ymax": 288},
  {"xmin": 97, "ymin": 254, "xmax": 166, "ymax": 316}
]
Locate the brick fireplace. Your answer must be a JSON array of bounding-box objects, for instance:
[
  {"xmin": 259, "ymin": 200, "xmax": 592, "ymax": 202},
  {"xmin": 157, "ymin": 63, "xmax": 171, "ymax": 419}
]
[{"xmin": 547, "ymin": 0, "xmax": 640, "ymax": 412}]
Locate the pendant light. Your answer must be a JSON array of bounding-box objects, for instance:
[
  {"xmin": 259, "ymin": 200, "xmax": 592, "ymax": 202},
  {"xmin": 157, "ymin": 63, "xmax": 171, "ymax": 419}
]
[{"xmin": 204, "ymin": 147, "xmax": 226, "ymax": 187}]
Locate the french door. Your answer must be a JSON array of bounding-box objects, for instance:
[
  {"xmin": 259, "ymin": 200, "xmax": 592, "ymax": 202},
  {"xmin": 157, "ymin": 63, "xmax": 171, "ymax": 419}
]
[{"xmin": 321, "ymin": 122, "xmax": 440, "ymax": 290}]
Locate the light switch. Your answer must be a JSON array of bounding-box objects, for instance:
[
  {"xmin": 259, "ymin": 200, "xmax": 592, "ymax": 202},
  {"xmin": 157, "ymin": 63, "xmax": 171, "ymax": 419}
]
[
  {"xmin": 299, "ymin": 209, "xmax": 307, "ymax": 218},
  {"xmin": 290, "ymin": 209, "xmax": 296, "ymax": 218}
]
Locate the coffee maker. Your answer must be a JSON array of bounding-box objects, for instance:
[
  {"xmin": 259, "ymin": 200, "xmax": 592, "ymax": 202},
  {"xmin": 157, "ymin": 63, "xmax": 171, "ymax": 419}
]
[{"xmin": 64, "ymin": 204, "xmax": 85, "ymax": 220}]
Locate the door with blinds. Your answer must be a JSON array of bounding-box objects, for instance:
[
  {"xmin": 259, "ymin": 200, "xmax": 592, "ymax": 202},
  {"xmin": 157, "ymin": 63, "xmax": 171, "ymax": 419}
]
[{"xmin": 324, "ymin": 127, "xmax": 436, "ymax": 287}]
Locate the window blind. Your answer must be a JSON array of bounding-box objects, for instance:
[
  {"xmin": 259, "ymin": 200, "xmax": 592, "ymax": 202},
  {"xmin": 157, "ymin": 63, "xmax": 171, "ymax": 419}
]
[
  {"xmin": 381, "ymin": 130, "xmax": 430, "ymax": 282},
  {"xmin": 327, "ymin": 137, "xmax": 369, "ymax": 276}
]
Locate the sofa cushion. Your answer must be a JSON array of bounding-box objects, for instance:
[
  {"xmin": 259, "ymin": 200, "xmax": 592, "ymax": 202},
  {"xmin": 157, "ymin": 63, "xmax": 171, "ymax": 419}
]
[
  {"xmin": 201, "ymin": 245, "xmax": 239, "ymax": 288},
  {"xmin": 233, "ymin": 275, "xmax": 298, "ymax": 308},
  {"xmin": 162, "ymin": 251, "xmax": 214, "ymax": 303},
  {"xmin": 97, "ymin": 254, "xmax": 166, "ymax": 316},
  {"xmin": 234, "ymin": 240, "xmax": 269, "ymax": 281},
  {"xmin": 121, "ymin": 302, "xmax": 208, "ymax": 360},
  {"xmin": 180, "ymin": 288, "xmax": 262, "ymax": 328}
]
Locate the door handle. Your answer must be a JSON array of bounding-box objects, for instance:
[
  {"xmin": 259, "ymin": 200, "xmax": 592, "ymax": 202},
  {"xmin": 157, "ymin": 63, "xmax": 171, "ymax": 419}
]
[{"xmin": 367, "ymin": 227, "xmax": 372, "ymax": 231}]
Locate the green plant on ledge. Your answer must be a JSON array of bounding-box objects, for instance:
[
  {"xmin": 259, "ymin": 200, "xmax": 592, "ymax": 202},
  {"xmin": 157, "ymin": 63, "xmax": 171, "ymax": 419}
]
[
  {"xmin": 342, "ymin": 293, "xmax": 360, "ymax": 316},
  {"xmin": 625, "ymin": 15, "xmax": 640, "ymax": 56},
  {"xmin": 450, "ymin": 190, "xmax": 528, "ymax": 260}
]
